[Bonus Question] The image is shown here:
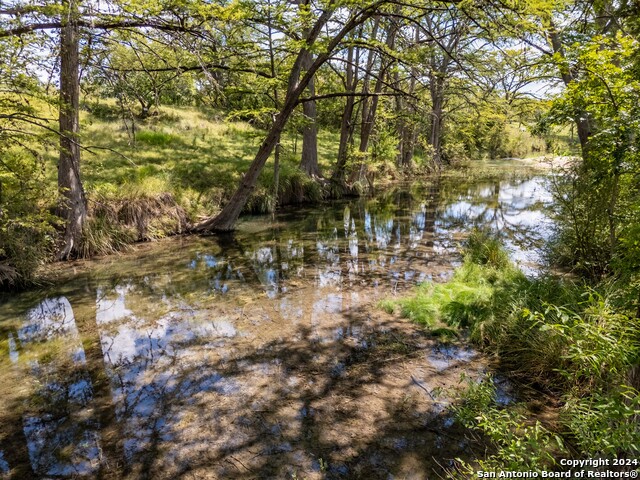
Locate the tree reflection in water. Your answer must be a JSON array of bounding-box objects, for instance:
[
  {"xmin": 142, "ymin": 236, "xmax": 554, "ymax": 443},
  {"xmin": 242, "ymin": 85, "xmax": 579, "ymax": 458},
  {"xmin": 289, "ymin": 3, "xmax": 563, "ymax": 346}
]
[{"xmin": 0, "ymin": 172, "xmax": 553, "ymax": 478}]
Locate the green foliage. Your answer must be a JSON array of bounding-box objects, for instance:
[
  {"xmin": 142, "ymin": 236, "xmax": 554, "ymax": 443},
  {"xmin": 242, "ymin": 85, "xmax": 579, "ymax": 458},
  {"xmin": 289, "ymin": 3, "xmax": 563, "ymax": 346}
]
[
  {"xmin": 86, "ymin": 31, "xmax": 199, "ymax": 116},
  {"xmin": 564, "ymin": 387, "xmax": 640, "ymax": 456},
  {"xmin": 0, "ymin": 147, "xmax": 56, "ymax": 287},
  {"xmin": 246, "ymin": 159, "xmax": 325, "ymax": 214},
  {"xmin": 378, "ymin": 298, "xmax": 396, "ymax": 314},
  {"xmin": 443, "ymin": 96, "xmax": 553, "ymax": 162},
  {"xmin": 395, "ymin": 267, "xmax": 494, "ymax": 328},
  {"xmin": 0, "ymin": 210, "xmax": 56, "ymax": 287},
  {"xmin": 0, "ymin": 39, "xmax": 58, "ymax": 286},
  {"xmin": 453, "ymin": 378, "xmax": 567, "ymax": 474},
  {"xmin": 547, "ymin": 33, "xmax": 640, "ymax": 280},
  {"xmin": 389, "ymin": 234, "xmax": 640, "ymax": 469},
  {"xmin": 135, "ymin": 130, "xmax": 183, "ymax": 146},
  {"xmin": 536, "ymin": 297, "xmax": 639, "ymax": 389},
  {"xmin": 389, "ymin": 231, "xmax": 520, "ymax": 329},
  {"xmin": 464, "ymin": 229, "xmax": 511, "ymax": 269}
]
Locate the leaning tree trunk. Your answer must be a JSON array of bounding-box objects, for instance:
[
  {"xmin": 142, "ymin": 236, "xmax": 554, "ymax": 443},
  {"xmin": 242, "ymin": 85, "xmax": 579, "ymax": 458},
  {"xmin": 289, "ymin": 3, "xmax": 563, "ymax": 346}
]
[
  {"xmin": 58, "ymin": 0, "xmax": 87, "ymax": 260},
  {"xmin": 193, "ymin": 6, "xmax": 375, "ymax": 232},
  {"xmin": 193, "ymin": 48, "xmax": 318, "ymax": 232},
  {"xmin": 299, "ymin": 49, "xmax": 321, "ymax": 177}
]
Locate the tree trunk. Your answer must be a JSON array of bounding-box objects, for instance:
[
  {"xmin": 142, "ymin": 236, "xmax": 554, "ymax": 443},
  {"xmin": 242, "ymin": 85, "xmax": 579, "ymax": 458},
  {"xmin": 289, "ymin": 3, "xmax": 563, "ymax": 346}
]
[
  {"xmin": 429, "ymin": 97, "xmax": 444, "ymax": 167},
  {"xmin": 359, "ymin": 17, "xmax": 396, "ymax": 155},
  {"xmin": 268, "ymin": 6, "xmax": 281, "ymax": 215},
  {"xmin": 299, "ymin": 49, "xmax": 321, "ymax": 177},
  {"xmin": 333, "ymin": 44, "xmax": 357, "ymax": 184},
  {"xmin": 352, "ymin": 18, "xmax": 396, "ymax": 182},
  {"xmin": 358, "ymin": 72, "xmax": 383, "ymax": 155},
  {"xmin": 396, "ymin": 26, "xmax": 419, "ymax": 170},
  {"xmin": 193, "ymin": 106, "xmax": 294, "ymax": 232},
  {"xmin": 429, "ymin": 69, "xmax": 445, "ymax": 168},
  {"xmin": 357, "ymin": 17, "xmax": 380, "ymax": 156},
  {"xmin": 548, "ymin": 26, "xmax": 592, "ymax": 153},
  {"xmin": 193, "ymin": 5, "xmax": 374, "ymax": 232},
  {"xmin": 58, "ymin": 0, "xmax": 87, "ymax": 260},
  {"xmin": 193, "ymin": 45, "xmax": 315, "ymax": 232}
]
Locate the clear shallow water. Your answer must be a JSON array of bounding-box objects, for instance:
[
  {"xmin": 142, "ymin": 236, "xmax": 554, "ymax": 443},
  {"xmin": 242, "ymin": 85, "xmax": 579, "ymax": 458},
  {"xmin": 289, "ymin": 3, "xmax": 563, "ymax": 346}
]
[{"xmin": 0, "ymin": 168, "xmax": 553, "ymax": 478}]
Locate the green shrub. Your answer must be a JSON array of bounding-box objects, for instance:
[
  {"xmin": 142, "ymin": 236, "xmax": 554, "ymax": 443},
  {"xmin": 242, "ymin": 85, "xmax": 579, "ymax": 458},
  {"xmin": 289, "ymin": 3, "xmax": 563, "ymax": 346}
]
[
  {"xmin": 464, "ymin": 229, "xmax": 511, "ymax": 270},
  {"xmin": 0, "ymin": 150, "xmax": 56, "ymax": 288},
  {"xmin": 245, "ymin": 161, "xmax": 326, "ymax": 214},
  {"xmin": 135, "ymin": 130, "xmax": 182, "ymax": 146},
  {"xmin": 386, "ymin": 233, "xmax": 640, "ymax": 469},
  {"xmin": 453, "ymin": 378, "xmax": 567, "ymax": 474}
]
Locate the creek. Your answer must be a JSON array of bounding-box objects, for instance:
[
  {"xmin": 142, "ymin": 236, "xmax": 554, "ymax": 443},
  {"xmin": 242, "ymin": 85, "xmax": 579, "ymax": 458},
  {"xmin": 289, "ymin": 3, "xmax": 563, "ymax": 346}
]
[{"xmin": 0, "ymin": 163, "xmax": 554, "ymax": 479}]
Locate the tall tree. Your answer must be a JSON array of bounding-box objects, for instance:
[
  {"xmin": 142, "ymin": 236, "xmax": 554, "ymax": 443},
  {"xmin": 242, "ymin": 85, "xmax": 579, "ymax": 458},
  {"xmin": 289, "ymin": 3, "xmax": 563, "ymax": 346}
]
[
  {"xmin": 332, "ymin": 38, "xmax": 358, "ymax": 185},
  {"xmin": 0, "ymin": 0, "xmax": 209, "ymax": 257},
  {"xmin": 57, "ymin": 0, "xmax": 86, "ymax": 260},
  {"xmin": 423, "ymin": 8, "xmax": 467, "ymax": 167},
  {"xmin": 299, "ymin": 47, "xmax": 321, "ymax": 177},
  {"xmin": 193, "ymin": 1, "xmax": 383, "ymax": 232}
]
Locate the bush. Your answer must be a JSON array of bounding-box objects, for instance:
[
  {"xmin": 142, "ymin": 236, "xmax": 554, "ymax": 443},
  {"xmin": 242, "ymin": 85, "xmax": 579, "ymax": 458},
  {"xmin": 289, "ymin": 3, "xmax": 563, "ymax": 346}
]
[
  {"xmin": 464, "ymin": 229, "xmax": 511, "ymax": 270},
  {"xmin": 0, "ymin": 150, "xmax": 56, "ymax": 288},
  {"xmin": 245, "ymin": 160, "xmax": 326, "ymax": 214},
  {"xmin": 386, "ymin": 234, "xmax": 640, "ymax": 469},
  {"xmin": 453, "ymin": 378, "xmax": 566, "ymax": 475}
]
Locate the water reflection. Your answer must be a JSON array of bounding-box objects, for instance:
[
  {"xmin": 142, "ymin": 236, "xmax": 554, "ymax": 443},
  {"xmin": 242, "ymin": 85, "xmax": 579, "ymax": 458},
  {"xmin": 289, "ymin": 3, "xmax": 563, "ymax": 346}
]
[
  {"xmin": 12, "ymin": 298, "xmax": 100, "ymax": 477},
  {"xmin": 0, "ymin": 170, "xmax": 553, "ymax": 478},
  {"xmin": 437, "ymin": 176, "xmax": 553, "ymax": 269}
]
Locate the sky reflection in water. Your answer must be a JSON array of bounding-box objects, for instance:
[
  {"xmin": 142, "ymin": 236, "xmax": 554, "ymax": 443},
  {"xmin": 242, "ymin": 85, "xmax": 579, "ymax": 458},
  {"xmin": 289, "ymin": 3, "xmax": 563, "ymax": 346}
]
[{"xmin": 0, "ymin": 172, "xmax": 553, "ymax": 477}]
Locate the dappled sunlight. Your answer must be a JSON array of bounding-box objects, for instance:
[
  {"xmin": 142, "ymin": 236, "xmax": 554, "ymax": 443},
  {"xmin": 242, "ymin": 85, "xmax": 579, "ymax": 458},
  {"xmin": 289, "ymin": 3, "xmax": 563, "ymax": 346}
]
[{"xmin": 0, "ymin": 168, "xmax": 551, "ymax": 477}]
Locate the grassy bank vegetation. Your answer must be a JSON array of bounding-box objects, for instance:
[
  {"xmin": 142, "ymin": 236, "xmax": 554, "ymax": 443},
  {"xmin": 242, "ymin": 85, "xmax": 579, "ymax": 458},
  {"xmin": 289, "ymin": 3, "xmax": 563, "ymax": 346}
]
[
  {"xmin": 1, "ymin": 97, "xmax": 564, "ymax": 288},
  {"xmin": 1, "ymin": 104, "xmax": 339, "ymax": 286},
  {"xmin": 382, "ymin": 230, "xmax": 640, "ymax": 472}
]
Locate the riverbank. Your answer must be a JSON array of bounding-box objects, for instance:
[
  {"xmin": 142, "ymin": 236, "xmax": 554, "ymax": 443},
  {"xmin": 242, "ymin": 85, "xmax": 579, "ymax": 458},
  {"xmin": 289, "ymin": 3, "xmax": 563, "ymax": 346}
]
[
  {"xmin": 383, "ymin": 231, "xmax": 640, "ymax": 473},
  {"xmin": 2, "ymin": 99, "xmax": 568, "ymax": 289}
]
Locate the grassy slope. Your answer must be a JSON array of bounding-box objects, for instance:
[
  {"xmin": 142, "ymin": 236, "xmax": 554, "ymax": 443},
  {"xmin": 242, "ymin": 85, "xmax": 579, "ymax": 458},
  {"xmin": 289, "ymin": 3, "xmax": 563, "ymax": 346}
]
[
  {"xmin": 32, "ymin": 103, "xmax": 337, "ymax": 256},
  {"xmin": 39, "ymin": 103, "xmax": 340, "ymax": 220},
  {"xmin": 81, "ymin": 106, "xmax": 336, "ymax": 187}
]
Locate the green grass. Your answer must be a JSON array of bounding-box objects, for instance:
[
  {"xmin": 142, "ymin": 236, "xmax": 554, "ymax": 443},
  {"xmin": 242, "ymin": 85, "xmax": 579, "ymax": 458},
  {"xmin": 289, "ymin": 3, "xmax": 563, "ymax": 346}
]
[
  {"xmin": 384, "ymin": 230, "xmax": 640, "ymax": 469},
  {"xmin": 8, "ymin": 101, "xmax": 342, "ymax": 264},
  {"xmin": 77, "ymin": 103, "xmax": 339, "ymax": 195},
  {"xmin": 52, "ymin": 102, "xmax": 341, "ymax": 233},
  {"xmin": 385, "ymin": 230, "xmax": 520, "ymax": 330}
]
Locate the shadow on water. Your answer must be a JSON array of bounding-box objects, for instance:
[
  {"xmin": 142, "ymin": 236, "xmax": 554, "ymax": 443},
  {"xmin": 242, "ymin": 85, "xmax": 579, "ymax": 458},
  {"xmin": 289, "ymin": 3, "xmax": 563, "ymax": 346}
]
[{"xmin": 0, "ymin": 169, "xmax": 552, "ymax": 478}]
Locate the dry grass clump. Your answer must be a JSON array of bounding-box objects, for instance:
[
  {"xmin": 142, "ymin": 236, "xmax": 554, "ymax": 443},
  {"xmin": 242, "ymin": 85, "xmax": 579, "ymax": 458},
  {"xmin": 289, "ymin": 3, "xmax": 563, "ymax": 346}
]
[
  {"xmin": 0, "ymin": 262, "xmax": 19, "ymax": 286},
  {"xmin": 80, "ymin": 191, "xmax": 190, "ymax": 257}
]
